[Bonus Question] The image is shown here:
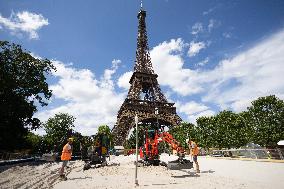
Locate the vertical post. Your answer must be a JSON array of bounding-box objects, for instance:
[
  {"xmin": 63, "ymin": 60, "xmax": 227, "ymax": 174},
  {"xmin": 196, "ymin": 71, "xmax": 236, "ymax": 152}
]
[
  {"xmin": 155, "ymin": 107, "xmax": 159, "ymax": 129},
  {"xmin": 156, "ymin": 116, "xmax": 159, "ymax": 129},
  {"xmin": 226, "ymin": 125, "xmax": 229, "ymax": 151},
  {"xmin": 109, "ymin": 140, "xmax": 111, "ymax": 161},
  {"xmin": 134, "ymin": 114, "xmax": 139, "ymax": 186}
]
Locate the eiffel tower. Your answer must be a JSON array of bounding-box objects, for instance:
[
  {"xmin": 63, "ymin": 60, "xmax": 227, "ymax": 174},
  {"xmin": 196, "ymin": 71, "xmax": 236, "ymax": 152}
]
[{"xmin": 112, "ymin": 5, "xmax": 182, "ymax": 145}]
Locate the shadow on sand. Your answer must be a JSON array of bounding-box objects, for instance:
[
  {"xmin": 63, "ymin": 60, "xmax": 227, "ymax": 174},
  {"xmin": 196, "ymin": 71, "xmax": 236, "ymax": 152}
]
[
  {"xmin": 106, "ymin": 163, "xmax": 120, "ymax": 167},
  {"xmin": 171, "ymin": 169, "xmax": 215, "ymax": 178},
  {"xmin": 171, "ymin": 172, "xmax": 200, "ymax": 178},
  {"xmin": 142, "ymin": 182, "xmax": 179, "ymax": 187},
  {"xmin": 200, "ymin": 169, "xmax": 215, "ymax": 174},
  {"xmin": 67, "ymin": 176, "xmax": 92, "ymax": 180}
]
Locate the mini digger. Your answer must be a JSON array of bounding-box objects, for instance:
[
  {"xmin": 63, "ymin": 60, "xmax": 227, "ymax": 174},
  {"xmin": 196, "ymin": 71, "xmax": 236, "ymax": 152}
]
[
  {"xmin": 83, "ymin": 133, "xmax": 110, "ymax": 170},
  {"xmin": 139, "ymin": 129, "xmax": 193, "ymax": 170}
]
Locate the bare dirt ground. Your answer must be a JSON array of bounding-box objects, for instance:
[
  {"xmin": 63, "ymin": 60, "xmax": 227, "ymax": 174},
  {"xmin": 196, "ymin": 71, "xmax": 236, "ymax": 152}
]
[{"xmin": 0, "ymin": 155, "xmax": 283, "ymax": 189}]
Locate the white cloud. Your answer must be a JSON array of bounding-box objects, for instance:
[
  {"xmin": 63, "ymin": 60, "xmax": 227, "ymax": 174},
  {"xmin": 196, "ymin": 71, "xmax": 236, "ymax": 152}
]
[
  {"xmin": 208, "ymin": 19, "xmax": 220, "ymax": 32},
  {"xmin": 178, "ymin": 101, "xmax": 209, "ymax": 115},
  {"xmin": 100, "ymin": 59, "xmax": 121, "ymax": 89},
  {"xmin": 0, "ymin": 11, "xmax": 48, "ymax": 39},
  {"xmin": 191, "ymin": 22, "xmax": 203, "ymax": 35},
  {"xmin": 117, "ymin": 71, "xmax": 132, "ymax": 90},
  {"xmin": 223, "ymin": 32, "xmax": 232, "ymax": 38},
  {"xmin": 188, "ymin": 41, "xmax": 206, "ymax": 57},
  {"xmin": 201, "ymin": 29, "xmax": 284, "ymax": 111},
  {"xmin": 196, "ymin": 57, "xmax": 210, "ymax": 67},
  {"xmin": 188, "ymin": 110, "xmax": 215, "ymax": 124},
  {"xmin": 35, "ymin": 59, "xmax": 126, "ymax": 135},
  {"xmin": 151, "ymin": 38, "xmax": 203, "ymax": 96},
  {"xmin": 176, "ymin": 101, "xmax": 215, "ymax": 124},
  {"xmin": 203, "ymin": 7, "xmax": 216, "ymax": 16}
]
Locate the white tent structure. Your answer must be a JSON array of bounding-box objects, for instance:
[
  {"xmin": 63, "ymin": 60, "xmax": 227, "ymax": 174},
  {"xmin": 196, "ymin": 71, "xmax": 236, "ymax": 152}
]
[{"xmin": 277, "ymin": 140, "xmax": 284, "ymax": 145}]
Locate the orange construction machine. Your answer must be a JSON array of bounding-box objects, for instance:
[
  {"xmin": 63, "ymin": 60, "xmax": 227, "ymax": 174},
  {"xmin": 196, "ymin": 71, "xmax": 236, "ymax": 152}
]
[{"xmin": 139, "ymin": 129, "xmax": 193, "ymax": 170}]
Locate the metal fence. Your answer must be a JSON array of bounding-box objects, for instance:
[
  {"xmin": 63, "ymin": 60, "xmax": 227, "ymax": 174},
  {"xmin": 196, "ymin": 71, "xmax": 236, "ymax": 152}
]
[
  {"xmin": 210, "ymin": 148, "xmax": 284, "ymax": 160},
  {"xmin": 0, "ymin": 152, "xmax": 33, "ymax": 160}
]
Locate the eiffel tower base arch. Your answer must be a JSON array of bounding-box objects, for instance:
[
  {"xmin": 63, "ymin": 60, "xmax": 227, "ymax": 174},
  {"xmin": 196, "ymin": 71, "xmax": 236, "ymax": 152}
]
[{"xmin": 112, "ymin": 99, "xmax": 181, "ymax": 146}]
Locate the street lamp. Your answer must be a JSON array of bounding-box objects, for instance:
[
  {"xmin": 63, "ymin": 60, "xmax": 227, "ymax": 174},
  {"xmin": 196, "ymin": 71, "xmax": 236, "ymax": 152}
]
[
  {"xmin": 155, "ymin": 107, "xmax": 164, "ymax": 152},
  {"xmin": 155, "ymin": 107, "xmax": 159, "ymax": 129},
  {"xmin": 134, "ymin": 114, "xmax": 139, "ymax": 186}
]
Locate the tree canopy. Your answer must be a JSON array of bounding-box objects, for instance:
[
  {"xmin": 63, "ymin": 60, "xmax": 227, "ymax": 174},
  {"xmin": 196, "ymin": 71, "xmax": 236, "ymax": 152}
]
[
  {"xmin": 98, "ymin": 125, "xmax": 111, "ymax": 135},
  {"xmin": 0, "ymin": 41, "xmax": 55, "ymax": 151},
  {"xmin": 43, "ymin": 113, "xmax": 76, "ymax": 151},
  {"xmin": 169, "ymin": 122, "xmax": 197, "ymax": 148},
  {"xmin": 247, "ymin": 95, "xmax": 284, "ymax": 147}
]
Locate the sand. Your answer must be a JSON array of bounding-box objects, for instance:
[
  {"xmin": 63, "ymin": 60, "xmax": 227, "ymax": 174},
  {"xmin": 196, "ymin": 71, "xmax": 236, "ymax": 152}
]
[{"xmin": 0, "ymin": 154, "xmax": 283, "ymax": 189}]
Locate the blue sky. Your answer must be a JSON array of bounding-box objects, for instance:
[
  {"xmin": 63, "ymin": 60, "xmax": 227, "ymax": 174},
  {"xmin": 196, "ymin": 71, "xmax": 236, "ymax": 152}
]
[{"xmin": 1, "ymin": 0, "xmax": 284, "ymax": 135}]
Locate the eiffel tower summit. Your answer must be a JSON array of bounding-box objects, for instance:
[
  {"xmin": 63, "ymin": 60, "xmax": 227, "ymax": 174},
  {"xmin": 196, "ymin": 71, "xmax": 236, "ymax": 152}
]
[{"xmin": 112, "ymin": 4, "xmax": 182, "ymax": 145}]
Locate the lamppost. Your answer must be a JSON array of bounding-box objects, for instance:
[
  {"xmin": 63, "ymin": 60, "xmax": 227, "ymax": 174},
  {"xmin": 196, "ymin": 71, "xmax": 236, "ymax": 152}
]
[
  {"xmin": 155, "ymin": 107, "xmax": 159, "ymax": 129},
  {"xmin": 134, "ymin": 114, "xmax": 139, "ymax": 186},
  {"xmin": 155, "ymin": 107, "xmax": 164, "ymax": 152}
]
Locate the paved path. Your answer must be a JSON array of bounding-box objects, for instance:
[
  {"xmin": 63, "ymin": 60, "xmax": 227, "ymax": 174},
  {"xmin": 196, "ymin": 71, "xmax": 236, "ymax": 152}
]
[{"xmin": 199, "ymin": 156, "xmax": 284, "ymax": 189}]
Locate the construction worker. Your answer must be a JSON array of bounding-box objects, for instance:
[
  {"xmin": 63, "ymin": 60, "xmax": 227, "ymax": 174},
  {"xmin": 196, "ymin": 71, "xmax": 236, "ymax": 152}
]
[
  {"xmin": 188, "ymin": 139, "xmax": 200, "ymax": 173},
  {"xmin": 59, "ymin": 137, "xmax": 74, "ymax": 180},
  {"xmin": 94, "ymin": 139, "xmax": 102, "ymax": 156}
]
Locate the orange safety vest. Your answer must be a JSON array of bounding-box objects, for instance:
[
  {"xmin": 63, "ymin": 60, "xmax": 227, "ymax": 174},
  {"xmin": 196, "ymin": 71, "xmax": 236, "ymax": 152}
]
[
  {"xmin": 61, "ymin": 143, "xmax": 72, "ymax": 161},
  {"xmin": 190, "ymin": 141, "xmax": 199, "ymax": 156}
]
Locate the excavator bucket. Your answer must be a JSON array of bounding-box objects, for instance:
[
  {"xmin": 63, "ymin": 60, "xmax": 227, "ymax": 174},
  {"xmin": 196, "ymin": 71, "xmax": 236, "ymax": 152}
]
[{"xmin": 167, "ymin": 158, "xmax": 193, "ymax": 170}]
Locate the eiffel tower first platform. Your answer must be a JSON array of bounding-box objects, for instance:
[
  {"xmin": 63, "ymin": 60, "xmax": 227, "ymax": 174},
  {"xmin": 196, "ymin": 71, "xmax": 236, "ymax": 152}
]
[{"xmin": 112, "ymin": 6, "xmax": 182, "ymax": 146}]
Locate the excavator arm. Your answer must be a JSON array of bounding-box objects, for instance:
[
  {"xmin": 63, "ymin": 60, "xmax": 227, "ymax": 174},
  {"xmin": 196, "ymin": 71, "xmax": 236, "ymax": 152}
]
[
  {"xmin": 157, "ymin": 132, "xmax": 193, "ymax": 170},
  {"xmin": 158, "ymin": 132, "xmax": 185, "ymax": 154}
]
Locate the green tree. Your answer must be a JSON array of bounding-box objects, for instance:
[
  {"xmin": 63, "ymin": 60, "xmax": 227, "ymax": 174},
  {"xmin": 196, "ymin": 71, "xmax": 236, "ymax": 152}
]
[
  {"xmin": 196, "ymin": 111, "xmax": 252, "ymax": 149},
  {"xmin": 169, "ymin": 122, "xmax": 197, "ymax": 149},
  {"xmin": 237, "ymin": 112, "xmax": 253, "ymax": 147},
  {"xmin": 25, "ymin": 132, "xmax": 42, "ymax": 153},
  {"xmin": 0, "ymin": 41, "xmax": 55, "ymax": 151},
  {"xmin": 43, "ymin": 113, "xmax": 75, "ymax": 152},
  {"xmin": 247, "ymin": 95, "xmax": 284, "ymax": 147},
  {"xmin": 97, "ymin": 125, "xmax": 113, "ymax": 148},
  {"xmin": 98, "ymin": 125, "xmax": 111, "ymax": 135},
  {"xmin": 196, "ymin": 116, "xmax": 216, "ymax": 148},
  {"xmin": 214, "ymin": 110, "xmax": 248, "ymax": 149}
]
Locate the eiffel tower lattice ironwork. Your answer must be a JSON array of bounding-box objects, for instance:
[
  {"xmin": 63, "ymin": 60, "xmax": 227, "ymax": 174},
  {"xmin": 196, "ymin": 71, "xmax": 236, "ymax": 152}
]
[{"xmin": 112, "ymin": 7, "xmax": 182, "ymax": 145}]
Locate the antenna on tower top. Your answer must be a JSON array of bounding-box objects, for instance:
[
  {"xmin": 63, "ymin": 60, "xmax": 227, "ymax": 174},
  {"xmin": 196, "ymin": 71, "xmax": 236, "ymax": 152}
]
[{"xmin": 140, "ymin": 0, "xmax": 143, "ymax": 9}]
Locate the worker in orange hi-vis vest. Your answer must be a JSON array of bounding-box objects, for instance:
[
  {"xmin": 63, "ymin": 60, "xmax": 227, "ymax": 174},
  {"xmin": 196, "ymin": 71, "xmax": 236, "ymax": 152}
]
[
  {"xmin": 59, "ymin": 138, "xmax": 74, "ymax": 180},
  {"xmin": 188, "ymin": 139, "xmax": 200, "ymax": 173}
]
